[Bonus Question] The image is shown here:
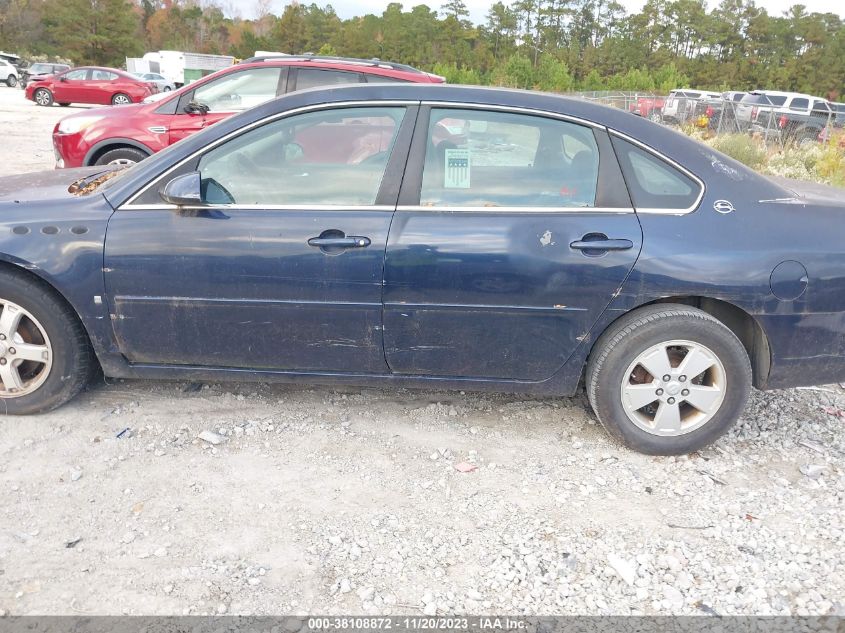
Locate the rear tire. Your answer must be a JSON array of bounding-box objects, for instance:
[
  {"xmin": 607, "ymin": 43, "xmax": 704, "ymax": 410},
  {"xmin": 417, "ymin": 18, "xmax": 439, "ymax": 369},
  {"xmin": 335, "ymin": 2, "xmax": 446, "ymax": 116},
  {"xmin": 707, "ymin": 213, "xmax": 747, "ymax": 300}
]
[
  {"xmin": 6, "ymin": 75, "xmax": 17, "ymax": 88},
  {"xmin": 111, "ymin": 92, "xmax": 131, "ymax": 105},
  {"xmin": 34, "ymin": 88, "xmax": 53, "ymax": 106},
  {"xmin": 586, "ymin": 304, "xmax": 752, "ymax": 455},
  {"xmin": 93, "ymin": 146, "xmax": 149, "ymax": 166},
  {"xmin": 0, "ymin": 269, "xmax": 94, "ymax": 414}
]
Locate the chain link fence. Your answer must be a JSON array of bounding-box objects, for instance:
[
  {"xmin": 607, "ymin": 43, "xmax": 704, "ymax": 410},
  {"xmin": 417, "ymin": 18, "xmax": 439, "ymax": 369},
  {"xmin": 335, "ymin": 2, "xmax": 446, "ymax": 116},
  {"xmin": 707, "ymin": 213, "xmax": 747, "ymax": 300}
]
[{"xmin": 568, "ymin": 90, "xmax": 842, "ymax": 149}]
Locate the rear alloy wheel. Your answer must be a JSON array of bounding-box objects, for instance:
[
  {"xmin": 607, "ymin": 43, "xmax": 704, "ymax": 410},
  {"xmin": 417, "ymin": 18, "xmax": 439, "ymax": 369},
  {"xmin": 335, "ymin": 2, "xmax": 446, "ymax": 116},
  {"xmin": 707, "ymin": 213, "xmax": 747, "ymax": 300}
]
[
  {"xmin": 34, "ymin": 88, "xmax": 53, "ymax": 106},
  {"xmin": 586, "ymin": 304, "xmax": 752, "ymax": 455},
  {"xmin": 111, "ymin": 93, "xmax": 131, "ymax": 105},
  {"xmin": 0, "ymin": 270, "xmax": 94, "ymax": 414},
  {"xmin": 94, "ymin": 146, "xmax": 149, "ymax": 166},
  {"xmin": 6, "ymin": 75, "xmax": 17, "ymax": 88}
]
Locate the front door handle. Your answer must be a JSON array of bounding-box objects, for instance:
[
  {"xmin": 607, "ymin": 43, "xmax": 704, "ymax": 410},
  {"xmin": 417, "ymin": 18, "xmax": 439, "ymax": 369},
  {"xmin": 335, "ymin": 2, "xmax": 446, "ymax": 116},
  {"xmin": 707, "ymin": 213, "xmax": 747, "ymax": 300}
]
[
  {"xmin": 570, "ymin": 238, "xmax": 634, "ymax": 251},
  {"xmin": 307, "ymin": 235, "xmax": 371, "ymax": 248}
]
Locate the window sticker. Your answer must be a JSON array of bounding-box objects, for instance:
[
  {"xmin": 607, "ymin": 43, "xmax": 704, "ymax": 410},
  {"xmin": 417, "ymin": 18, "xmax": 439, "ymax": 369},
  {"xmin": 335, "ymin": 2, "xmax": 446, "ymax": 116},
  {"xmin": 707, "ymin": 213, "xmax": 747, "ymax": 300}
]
[{"xmin": 444, "ymin": 148, "xmax": 471, "ymax": 189}]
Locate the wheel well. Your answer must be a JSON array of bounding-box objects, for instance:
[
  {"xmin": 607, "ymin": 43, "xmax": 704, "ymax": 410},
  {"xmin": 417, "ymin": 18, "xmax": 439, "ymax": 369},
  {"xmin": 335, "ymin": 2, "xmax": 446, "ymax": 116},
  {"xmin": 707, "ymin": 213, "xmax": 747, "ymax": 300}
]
[
  {"xmin": 87, "ymin": 143, "xmax": 149, "ymax": 166},
  {"xmin": 636, "ymin": 296, "xmax": 771, "ymax": 389}
]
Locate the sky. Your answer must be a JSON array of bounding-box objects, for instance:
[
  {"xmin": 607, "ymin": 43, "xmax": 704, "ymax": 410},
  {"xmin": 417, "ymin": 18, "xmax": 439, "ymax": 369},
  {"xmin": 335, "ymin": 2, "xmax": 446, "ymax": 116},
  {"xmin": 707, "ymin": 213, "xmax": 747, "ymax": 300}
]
[{"xmin": 226, "ymin": 0, "xmax": 845, "ymax": 22}]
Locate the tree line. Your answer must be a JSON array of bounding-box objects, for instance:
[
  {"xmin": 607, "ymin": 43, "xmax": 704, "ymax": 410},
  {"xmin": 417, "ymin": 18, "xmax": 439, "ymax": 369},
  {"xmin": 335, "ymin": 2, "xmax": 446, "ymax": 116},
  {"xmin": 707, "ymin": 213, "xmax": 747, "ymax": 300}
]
[{"xmin": 1, "ymin": 0, "xmax": 843, "ymax": 98}]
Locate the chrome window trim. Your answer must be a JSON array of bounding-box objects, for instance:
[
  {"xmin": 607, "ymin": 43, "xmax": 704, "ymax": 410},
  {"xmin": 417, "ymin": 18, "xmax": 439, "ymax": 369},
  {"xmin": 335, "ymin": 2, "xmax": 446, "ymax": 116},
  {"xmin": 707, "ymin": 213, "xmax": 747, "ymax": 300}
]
[
  {"xmin": 119, "ymin": 203, "xmax": 397, "ymax": 212},
  {"xmin": 395, "ymin": 205, "xmax": 632, "ymax": 214},
  {"xmin": 608, "ymin": 129, "xmax": 706, "ymax": 216},
  {"xmin": 421, "ymin": 101, "xmax": 605, "ymax": 129},
  {"xmin": 119, "ymin": 100, "xmax": 419, "ymax": 210}
]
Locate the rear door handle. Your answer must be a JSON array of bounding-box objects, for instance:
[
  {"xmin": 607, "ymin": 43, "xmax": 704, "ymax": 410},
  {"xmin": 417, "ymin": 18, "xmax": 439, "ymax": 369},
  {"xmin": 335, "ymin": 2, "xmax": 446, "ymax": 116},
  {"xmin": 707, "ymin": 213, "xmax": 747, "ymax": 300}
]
[
  {"xmin": 570, "ymin": 238, "xmax": 634, "ymax": 251},
  {"xmin": 307, "ymin": 236, "xmax": 371, "ymax": 248}
]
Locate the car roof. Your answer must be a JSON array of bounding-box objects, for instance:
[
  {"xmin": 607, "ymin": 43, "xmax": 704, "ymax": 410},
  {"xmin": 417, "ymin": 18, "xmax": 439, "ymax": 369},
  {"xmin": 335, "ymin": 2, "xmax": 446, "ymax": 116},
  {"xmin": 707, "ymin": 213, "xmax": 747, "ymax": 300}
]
[
  {"xmin": 234, "ymin": 58, "xmax": 439, "ymax": 82},
  {"xmin": 750, "ymin": 89, "xmax": 821, "ymax": 100}
]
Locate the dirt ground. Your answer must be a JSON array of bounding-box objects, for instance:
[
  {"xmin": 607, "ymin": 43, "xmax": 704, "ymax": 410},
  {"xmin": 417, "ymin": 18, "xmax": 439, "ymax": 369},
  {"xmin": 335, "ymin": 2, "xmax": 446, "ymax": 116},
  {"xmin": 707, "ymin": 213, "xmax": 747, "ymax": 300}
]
[{"xmin": 0, "ymin": 86, "xmax": 843, "ymax": 617}]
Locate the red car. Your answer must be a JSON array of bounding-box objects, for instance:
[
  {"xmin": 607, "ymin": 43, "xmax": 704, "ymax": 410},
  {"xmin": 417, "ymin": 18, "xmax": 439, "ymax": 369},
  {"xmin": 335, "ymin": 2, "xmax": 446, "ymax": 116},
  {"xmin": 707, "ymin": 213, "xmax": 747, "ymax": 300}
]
[
  {"xmin": 629, "ymin": 96, "xmax": 666, "ymax": 122},
  {"xmin": 53, "ymin": 56, "xmax": 445, "ymax": 168},
  {"xmin": 25, "ymin": 66, "xmax": 157, "ymax": 108}
]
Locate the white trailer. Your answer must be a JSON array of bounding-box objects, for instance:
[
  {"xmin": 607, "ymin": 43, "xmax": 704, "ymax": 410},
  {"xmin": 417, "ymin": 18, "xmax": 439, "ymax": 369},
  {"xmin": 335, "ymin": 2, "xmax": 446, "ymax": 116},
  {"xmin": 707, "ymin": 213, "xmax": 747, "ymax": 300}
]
[{"xmin": 127, "ymin": 51, "xmax": 234, "ymax": 87}]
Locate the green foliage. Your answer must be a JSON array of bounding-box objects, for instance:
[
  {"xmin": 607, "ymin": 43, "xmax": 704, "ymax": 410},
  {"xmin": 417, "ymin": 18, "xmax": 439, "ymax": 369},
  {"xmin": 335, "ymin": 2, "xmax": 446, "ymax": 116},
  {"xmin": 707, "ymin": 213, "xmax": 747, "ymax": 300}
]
[
  {"xmin": 1, "ymin": 0, "xmax": 844, "ymax": 101},
  {"xmin": 40, "ymin": 0, "xmax": 142, "ymax": 66},
  {"xmin": 534, "ymin": 55, "xmax": 573, "ymax": 92},
  {"xmin": 709, "ymin": 134, "xmax": 768, "ymax": 170}
]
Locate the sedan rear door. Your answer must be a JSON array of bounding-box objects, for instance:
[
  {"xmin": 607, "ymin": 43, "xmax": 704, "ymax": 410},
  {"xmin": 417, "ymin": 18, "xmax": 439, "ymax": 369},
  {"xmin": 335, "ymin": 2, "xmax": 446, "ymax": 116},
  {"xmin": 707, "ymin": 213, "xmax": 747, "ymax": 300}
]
[{"xmin": 383, "ymin": 105, "xmax": 643, "ymax": 381}]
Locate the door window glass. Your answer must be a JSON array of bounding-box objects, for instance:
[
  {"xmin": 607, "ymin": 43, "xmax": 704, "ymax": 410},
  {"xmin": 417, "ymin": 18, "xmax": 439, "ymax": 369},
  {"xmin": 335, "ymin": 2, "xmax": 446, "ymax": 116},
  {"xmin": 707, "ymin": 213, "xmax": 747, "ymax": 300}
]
[
  {"xmin": 612, "ymin": 137, "xmax": 701, "ymax": 210},
  {"xmin": 295, "ymin": 68, "xmax": 363, "ymax": 90},
  {"xmin": 64, "ymin": 69, "xmax": 88, "ymax": 80},
  {"xmin": 419, "ymin": 108, "xmax": 599, "ymax": 208},
  {"xmin": 91, "ymin": 70, "xmax": 118, "ymax": 81},
  {"xmin": 192, "ymin": 67, "xmax": 282, "ymax": 112},
  {"xmin": 197, "ymin": 106, "xmax": 405, "ymax": 206}
]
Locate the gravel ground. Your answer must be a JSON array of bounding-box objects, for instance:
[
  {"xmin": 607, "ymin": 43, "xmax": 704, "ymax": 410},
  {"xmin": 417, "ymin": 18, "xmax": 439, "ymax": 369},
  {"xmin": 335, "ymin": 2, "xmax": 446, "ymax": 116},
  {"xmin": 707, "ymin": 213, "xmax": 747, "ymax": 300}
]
[{"xmin": 0, "ymin": 86, "xmax": 844, "ymax": 617}]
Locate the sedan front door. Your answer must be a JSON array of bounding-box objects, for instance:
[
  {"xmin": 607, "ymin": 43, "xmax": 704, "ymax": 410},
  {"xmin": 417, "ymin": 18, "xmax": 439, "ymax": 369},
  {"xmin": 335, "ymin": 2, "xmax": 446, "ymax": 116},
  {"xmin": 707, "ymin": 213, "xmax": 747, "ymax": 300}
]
[
  {"xmin": 383, "ymin": 106, "xmax": 643, "ymax": 381},
  {"xmin": 52, "ymin": 68, "xmax": 90, "ymax": 103},
  {"xmin": 104, "ymin": 104, "xmax": 416, "ymax": 372}
]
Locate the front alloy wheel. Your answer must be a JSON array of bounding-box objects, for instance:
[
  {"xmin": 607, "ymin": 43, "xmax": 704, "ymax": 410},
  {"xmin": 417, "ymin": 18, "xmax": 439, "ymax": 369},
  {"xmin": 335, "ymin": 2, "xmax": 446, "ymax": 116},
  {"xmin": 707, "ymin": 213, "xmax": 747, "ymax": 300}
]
[
  {"xmin": 0, "ymin": 270, "xmax": 94, "ymax": 414},
  {"xmin": 34, "ymin": 88, "xmax": 52, "ymax": 106},
  {"xmin": 586, "ymin": 304, "xmax": 752, "ymax": 455},
  {"xmin": 0, "ymin": 299, "xmax": 52, "ymax": 397}
]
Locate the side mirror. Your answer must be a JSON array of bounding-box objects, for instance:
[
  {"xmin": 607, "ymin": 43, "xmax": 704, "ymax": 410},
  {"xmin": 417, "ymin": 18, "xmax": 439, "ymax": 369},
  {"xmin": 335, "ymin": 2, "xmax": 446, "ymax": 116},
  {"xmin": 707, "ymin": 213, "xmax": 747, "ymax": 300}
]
[
  {"xmin": 59, "ymin": 76, "xmax": 67, "ymax": 82},
  {"xmin": 184, "ymin": 100, "xmax": 210, "ymax": 115},
  {"xmin": 160, "ymin": 172, "xmax": 202, "ymax": 206}
]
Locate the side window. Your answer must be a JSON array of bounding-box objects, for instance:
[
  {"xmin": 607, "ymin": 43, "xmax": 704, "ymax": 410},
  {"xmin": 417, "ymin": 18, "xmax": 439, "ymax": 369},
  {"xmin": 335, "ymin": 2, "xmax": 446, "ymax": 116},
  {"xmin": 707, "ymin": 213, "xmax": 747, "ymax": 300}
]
[
  {"xmin": 769, "ymin": 96, "xmax": 787, "ymax": 106},
  {"xmin": 197, "ymin": 106, "xmax": 405, "ymax": 206},
  {"xmin": 91, "ymin": 70, "xmax": 117, "ymax": 81},
  {"xmin": 789, "ymin": 98, "xmax": 809, "ymax": 111},
  {"xmin": 294, "ymin": 68, "xmax": 363, "ymax": 91},
  {"xmin": 64, "ymin": 69, "xmax": 88, "ymax": 80},
  {"xmin": 419, "ymin": 108, "xmax": 599, "ymax": 208},
  {"xmin": 612, "ymin": 137, "xmax": 701, "ymax": 211},
  {"xmin": 192, "ymin": 67, "xmax": 282, "ymax": 113}
]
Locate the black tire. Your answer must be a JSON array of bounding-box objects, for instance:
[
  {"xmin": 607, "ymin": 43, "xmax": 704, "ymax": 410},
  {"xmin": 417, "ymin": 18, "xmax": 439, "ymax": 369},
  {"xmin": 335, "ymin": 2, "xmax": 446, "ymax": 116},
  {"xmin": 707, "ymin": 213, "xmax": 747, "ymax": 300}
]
[
  {"xmin": 6, "ymin": 75, "xmax": 17, "ymax": 88},
  {"xmin": 111, "ymin": 92, "xmax": 131, "ymax": 105},
  {"xmin": 0, "ymin": 269, "xmax": 94, "ymax": 414},
  {"xmin": 34, "ymin": 88, "xmax": 53, "ymax": 106},
  {"xmin": 93, "ymin": 146, "xmax": 149, "ymax": 166},
  {"xmin": 586, "ymin": 304, "xmax": 752, "ymax": 455}
]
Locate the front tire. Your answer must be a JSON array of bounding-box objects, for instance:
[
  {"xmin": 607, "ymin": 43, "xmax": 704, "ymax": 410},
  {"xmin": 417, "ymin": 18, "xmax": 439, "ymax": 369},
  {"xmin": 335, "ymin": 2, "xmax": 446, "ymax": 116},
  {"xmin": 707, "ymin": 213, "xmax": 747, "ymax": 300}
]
[
  {"xmin": 34, "ymin": 88, "xmax": 53, "ymax": 106},
  {"xmin": 93, "ymin": 146, "xmax": 149, "ymax": 166},
  {"xmin": 586, "ymin": 304, "xmax": 752, "ymax": 455},
  {"xmin": 0, "ymin": 269, "xmax": 94, "ymax": 414},
  {"xmin": 6, "ymin": 75, "xmax": 17, "ymax": 88}
]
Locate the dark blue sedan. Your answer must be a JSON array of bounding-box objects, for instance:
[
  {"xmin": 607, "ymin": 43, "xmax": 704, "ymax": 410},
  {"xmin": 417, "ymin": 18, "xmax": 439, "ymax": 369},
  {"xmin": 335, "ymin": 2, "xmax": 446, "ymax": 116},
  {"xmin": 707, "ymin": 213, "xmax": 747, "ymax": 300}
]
[{"xmin": 0, "ymin": 84, "xmax": 843, "ymax": 455}]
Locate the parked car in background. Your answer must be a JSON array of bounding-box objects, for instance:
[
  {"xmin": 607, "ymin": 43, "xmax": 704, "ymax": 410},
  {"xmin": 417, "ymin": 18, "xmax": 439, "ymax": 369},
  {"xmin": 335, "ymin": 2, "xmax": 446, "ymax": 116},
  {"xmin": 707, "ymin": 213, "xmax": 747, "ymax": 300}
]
[
  {"xmin": 748, "ymin": 92, "xmax": 832, "ymax": 144},
  {"xmin": 25, "ymin": 66, "xmax": 157, "ymax": 107},
  {"xmin": 3, "ymin": 83, "xmax": 845, "ymax": 456},
  {"xmin": 53, "ymin": 55, "xmax": 444, "ymax": 167},
  {"xmin": 0, "ymin": 58, "xmax": 19, "ymax": 87},
  {"xmin": 20, "ymin": 62, "xmax": 71, "ymax": 88},
  {"xmin": 660, "ymin": 89, "xmax": 721, "ymax": 124},
  {"xmin": 132, "ymin": 72, "xmax": 176, "ymax": 92},
  {"xmin": 629, "ymin": 96, "xmax": 665, "ymax": 122}
]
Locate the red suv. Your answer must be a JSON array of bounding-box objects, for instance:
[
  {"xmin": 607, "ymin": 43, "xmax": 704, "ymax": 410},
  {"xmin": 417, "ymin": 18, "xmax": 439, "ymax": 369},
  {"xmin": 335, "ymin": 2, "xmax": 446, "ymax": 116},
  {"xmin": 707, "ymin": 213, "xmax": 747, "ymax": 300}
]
[
  {"xmin": 26, "ymin": 66, "xmax": 157, "ymax": 107},
  {"xmin": 53, "ymin": 56, "xmax": 445, "ymax": 168}
]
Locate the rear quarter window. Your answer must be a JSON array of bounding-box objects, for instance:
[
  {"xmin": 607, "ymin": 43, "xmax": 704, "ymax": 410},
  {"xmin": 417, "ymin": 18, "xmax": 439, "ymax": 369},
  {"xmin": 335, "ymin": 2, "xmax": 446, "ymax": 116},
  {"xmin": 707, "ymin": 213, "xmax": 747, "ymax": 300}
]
[{"xmin": 612, "ymin": 137, "xmax": 702, "ymax": 212}]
